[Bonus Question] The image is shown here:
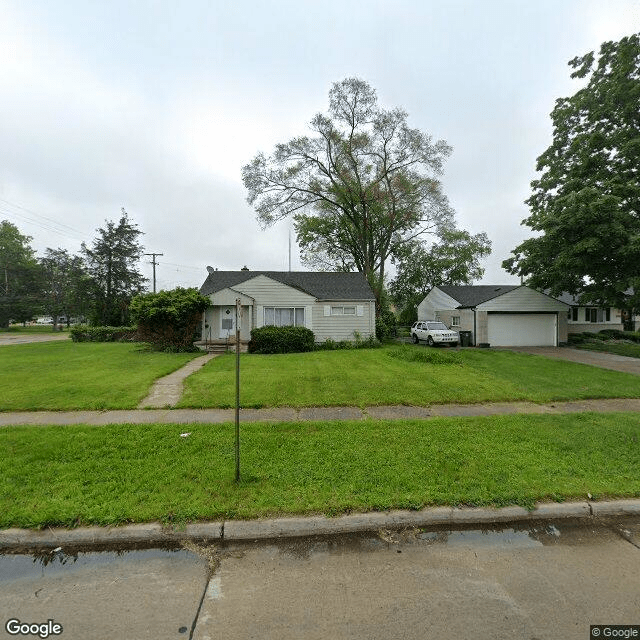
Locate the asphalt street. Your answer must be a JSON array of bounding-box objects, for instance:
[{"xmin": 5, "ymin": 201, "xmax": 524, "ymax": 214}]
[{"xmin": 2, "ymin": 518, "xmax": 640, "ymax": 640}]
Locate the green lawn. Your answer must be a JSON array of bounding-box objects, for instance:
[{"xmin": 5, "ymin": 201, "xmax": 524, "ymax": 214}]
[
  {"xmin": 2, "ymin": 412, "xmax": 639, "ymax": 528},
  {"xmin": 575, "ymin": 341, "xmax": 640, "ymax": 359},
  {"xmin": 0, "ymin": 341, "xmax": 199, "ymax": 411},
  {"xmin": 2, "ymin": 324, "xmax": 60, "ymax": 333},
  {"xmin": 179, "ymin": 345, "xmax": 640, "ymax": 408}
]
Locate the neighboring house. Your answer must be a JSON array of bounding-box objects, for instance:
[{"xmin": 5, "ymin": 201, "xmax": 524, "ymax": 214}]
[
  {"xmin": 554, "ymin": 292, "xmax": 624, "ymax": 334},
  {"xmin": 417, "ymin": 285, "xmax": 569, "ymax": 347},
  {"xmin": 198, "ymin": 269, "xmax": 376, "ymax": 348},
  {"xmin": 554, "ymin": 292, "xmax": 640, "ymax": 333}
]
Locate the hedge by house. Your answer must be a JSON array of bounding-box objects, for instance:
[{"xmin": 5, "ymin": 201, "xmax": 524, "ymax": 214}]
[
  {"xmin": 70, "ymin": 325, "xmax": 137, "ymax": 342},
  {"xmin": 129, "ymin": 287, "xmax": 210, "ymax": 352},
  {"xmin": 248, "ymin": 325, "xmax": 315, "ymax": 354}
]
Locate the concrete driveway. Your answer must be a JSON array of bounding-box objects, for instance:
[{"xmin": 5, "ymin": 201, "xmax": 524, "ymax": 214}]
[
  {"xmin": 0, "ymin": 332, "xmax": 70, "ymax": 346},
  {"xmin": 506, "ymin": 346, "xmax": 640, "ymax": 376}
]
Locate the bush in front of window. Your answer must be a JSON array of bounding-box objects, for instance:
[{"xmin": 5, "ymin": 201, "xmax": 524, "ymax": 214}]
[{"xmin": 248, "ymin": 325, "xmax": 316, "ymax": 354}]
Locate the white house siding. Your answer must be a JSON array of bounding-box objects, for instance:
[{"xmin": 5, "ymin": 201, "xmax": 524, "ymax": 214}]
[
  {"xmin": 567, "ymin": 306, "xmax": 624, "ymax": 334},
  {"xmin": 225, "ymin": 275, "xmax": 316, "ymax": 330},
  {"xmin": 312, "ymin": 301, "xmax": 375, "ymax": 342},
  {"xmin": 418, "ymin": 288, "xmax": 460, "ymax": 321},
  {"xmin": 203, "ymin": 289, "xmax": 254, "ymax": 341}
]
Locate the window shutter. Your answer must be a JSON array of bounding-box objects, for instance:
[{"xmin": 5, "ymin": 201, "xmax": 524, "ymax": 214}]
[
  {"xmin": 356, "ymin": 305, "xmax": 364, "ymax": 317},
  {"xmin": 324, "ymin": 305, "xmax": 331, "ymax": 316}
]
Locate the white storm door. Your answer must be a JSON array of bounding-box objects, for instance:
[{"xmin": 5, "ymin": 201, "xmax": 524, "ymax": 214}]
[{"xmin": 220, "ymin": 307, "xmax": 236, "ymax": 338}]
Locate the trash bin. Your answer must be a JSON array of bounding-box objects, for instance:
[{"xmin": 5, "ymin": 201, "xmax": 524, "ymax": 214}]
[{"xmin": 459, "ymin": 330, "xmax": 472, "ymax": 347}]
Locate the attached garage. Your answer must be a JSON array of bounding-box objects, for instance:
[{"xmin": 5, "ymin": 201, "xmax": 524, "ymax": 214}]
[{"xmin": 487, "ymin": 313, "xmax": 558, "ymax": 347}]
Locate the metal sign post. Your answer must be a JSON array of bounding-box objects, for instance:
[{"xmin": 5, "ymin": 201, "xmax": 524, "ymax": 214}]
[{"xmin": 235, "ymin": 298, "xmax": 241, "ymax": 483}]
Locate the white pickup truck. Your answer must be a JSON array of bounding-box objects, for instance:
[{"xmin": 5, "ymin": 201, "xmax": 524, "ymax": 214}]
[{"xmin": 410, "ymin": 321, "xmax": 459, "ymax": 347}]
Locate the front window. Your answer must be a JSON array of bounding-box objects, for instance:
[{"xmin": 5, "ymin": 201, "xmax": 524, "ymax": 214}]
[
  {"xmin": 451, "ymin": 316, "xmax": 460, "ymax": 327},
  {"xmin": 331, "ymin": 306, "xmax": 356, "ymax": 315},
  {"xmin": 264, "ymin": 307, "xmax": 305, "ymax": 327},
  {"xmin": 586, "ymin": 308, "xmax": 610, "ymax": 323}
]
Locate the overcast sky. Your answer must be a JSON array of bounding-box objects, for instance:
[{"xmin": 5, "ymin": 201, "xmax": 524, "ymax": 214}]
[{"xmin": 1, "ymin": 1, "xmax": 639, "ymax": 292}]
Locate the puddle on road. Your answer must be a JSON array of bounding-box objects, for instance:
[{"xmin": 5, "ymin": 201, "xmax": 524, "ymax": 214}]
[
  {"xmin": 0, "ymin": 519, "xmax": 628, "ymax": 573},
  {"xmin": 230, "ymin": 520, "xmax": 617, "ymax": 561},
  {"xmin": 417, "ymin": 524, "xmax": 560, "ymax": 548},
  {"xmin": 0, "ymin": 547, "xmax": 200, "ymax": 582}
]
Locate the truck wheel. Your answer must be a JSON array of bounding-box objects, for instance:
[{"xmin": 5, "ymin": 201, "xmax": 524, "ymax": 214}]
[
  {"xmin": 427, "ymin": 336, "xmax": 434, "ymax": 347},
  {"xmin": 412, "ymin": 334, "xmax": 419, "ymax": 344}
]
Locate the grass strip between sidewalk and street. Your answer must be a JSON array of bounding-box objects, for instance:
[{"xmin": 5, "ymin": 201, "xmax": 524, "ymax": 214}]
[
  {"xmin": 178, "ymin": 346, "xmax": 640, "ymax": 408},
  {"xmin": 2, "ymin": 412, "xmax": 640, "ymax": 529}
]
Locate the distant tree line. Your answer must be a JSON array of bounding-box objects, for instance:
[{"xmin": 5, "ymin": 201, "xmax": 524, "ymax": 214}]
[{"xmin": 0, "ymin": 209, "xmax": 146, "ymax": 329}]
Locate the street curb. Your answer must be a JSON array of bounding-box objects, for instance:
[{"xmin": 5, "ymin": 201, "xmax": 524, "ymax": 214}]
[{"xmin": 2, "ymin": 500, "xmax": 640, "ymax": 551}]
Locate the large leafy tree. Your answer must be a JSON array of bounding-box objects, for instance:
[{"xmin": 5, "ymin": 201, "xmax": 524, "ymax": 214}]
[
  {"xmin": 242, "ymin": 78, "xmax": 454, "ymax": 309},
  {"xmin": 503, "ymin": 34, "xmax": 640, "ymax": 309},
  {"xmin": 390, "ymin": 229, "xmax": 492, "ymax": 322},
  {"xmin": 82, "ymin": 209, "xmax": 146, "ymax": 326},
  {"xmin": 0, "ymin": 221, "xmax": 41, "ymax": 327},
  {"xmin": 39, "ymin": 249, "xmax": 91, "ymax": 330}
]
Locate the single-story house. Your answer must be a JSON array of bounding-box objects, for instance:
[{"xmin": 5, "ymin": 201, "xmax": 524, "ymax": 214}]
[
  {"xmin": 417, "ymin": 285, "xmax": 569, "ymax": 347},
  {"xmin": 553, "ymin": 292, "xmax": 625, "ymax": 334},
  {"xmin": 198, "ymin": 269, "xmax": 376, "ymax": 349},
  {"xmin": 553, "ymin": 292, "xmax": 640, "ymax": 333}
]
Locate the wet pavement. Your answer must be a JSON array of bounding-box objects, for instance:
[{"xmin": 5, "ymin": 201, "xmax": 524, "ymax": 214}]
[
  {"xmin": 2, "ymin": 518, "xmax": 640, "ymax": 639},
  {"xmin": 508, "ymin": 346, "xmax": 640, "ymax": 376},
  {"xmin": 0, "ymin": 333, "xmax": 69, "ymax": 346}
]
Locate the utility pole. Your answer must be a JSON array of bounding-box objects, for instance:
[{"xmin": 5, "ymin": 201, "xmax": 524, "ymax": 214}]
[{"xmin": 145, "ymin": 253, "xmax": 163, "ymax": 293}]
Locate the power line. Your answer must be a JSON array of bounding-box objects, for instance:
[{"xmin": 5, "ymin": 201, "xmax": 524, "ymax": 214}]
[{"xmin": 0, "ymin": 197, "xmax": 90, "ymax": 240}]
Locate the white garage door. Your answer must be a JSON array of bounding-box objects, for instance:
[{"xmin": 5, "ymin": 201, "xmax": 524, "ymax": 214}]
[{"xmin": 487, "ymin": 313, "xmax": 557, "ymax": 347}]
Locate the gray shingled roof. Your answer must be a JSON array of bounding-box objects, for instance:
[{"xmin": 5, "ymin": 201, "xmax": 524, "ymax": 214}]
[
  {"xmin": 437, "ymin": 285, "xmax": 520, "ymax": 308},
  {"xmin": 199, "ymin": 271, "xmax": 375, "ymax": 301}
]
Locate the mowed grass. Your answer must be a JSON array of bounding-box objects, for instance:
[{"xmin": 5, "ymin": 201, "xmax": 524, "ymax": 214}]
[
  {"xmin": 0, "ymin": 341, "xmax": 199, "ymax": 411},
  {"xmin": 2, "ymin": 412, "xmax": 640, "ymax": 528},
  {"xmin": 2, "ymin": 324, "xmax": 60, "ymax": 333},
  {"xmin": 179, "ymin": 345, "xmax": 640, "ymax": 408},
  {"xmin": 576, "ymin": 341, "xmax": 640, "ymax": 359}
]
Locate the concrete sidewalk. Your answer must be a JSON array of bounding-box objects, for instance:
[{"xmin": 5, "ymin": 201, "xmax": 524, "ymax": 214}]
[{"xmin": 2, "ymin": 397, "xmax": 640, "ymax": 426}]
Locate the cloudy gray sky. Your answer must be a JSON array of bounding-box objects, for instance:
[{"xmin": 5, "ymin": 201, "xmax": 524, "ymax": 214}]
[{"xmin": 1, "ymin": 0, "xmax": 638, "ymax": 291}]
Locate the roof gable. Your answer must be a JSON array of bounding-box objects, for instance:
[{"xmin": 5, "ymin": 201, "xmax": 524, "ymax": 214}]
[
  {"xmin": 199, "ymin": 271, "xmax": 375, "ymax": 301},
  {"xmin": 436, "ymin": 285, "xmax": 520, "ymax": 308}
]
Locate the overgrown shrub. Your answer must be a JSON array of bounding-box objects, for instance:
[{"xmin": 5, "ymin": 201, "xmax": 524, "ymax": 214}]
[
  {"xmin": 568, "ymin": 330, "xmax": 640, "ymax": 345},
  {"xmin": 581, "ymin": 331, "xmax": 608, "ymax": 341},
  {"xmin": 70, "ymin": 325, "xmax": 137, "ymax": 342},
  {"xmin": 598, "ymin": 329, "xmax": 626, "ymax": 339},
  {"xmin": 375, "ymin": 307, "xmax": 398, "ymax": 340},
  {"xmin": 129, "ymin": 287, "xmax": 210, "ymax": 352},
  {"xmin": 315, "ymin": 333, "xmax": 381, "ymax": 350},
  {"xmin": 248, "ymin": 325, "xmax": 315, "ymax": 354}
]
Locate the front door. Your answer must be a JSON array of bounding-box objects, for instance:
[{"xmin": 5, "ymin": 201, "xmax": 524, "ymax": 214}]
[{"xmin": 220, "ymin": 307, "xmax": 236, "ymax": 338}]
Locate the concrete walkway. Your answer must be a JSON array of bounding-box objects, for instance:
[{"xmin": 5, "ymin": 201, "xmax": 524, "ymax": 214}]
[
  {"xmin": 137, "ymin": 353, "xmax": 219, "ymax": 408},
  {"xmin": 2, "ymin": 397, "xmax": 640, "ymax": 426}
]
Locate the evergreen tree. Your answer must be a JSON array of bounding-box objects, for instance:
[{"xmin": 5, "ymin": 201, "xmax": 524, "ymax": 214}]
[{"xmin": 82, "ymin": 209, "xmax": 146, "ymax": 326}]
